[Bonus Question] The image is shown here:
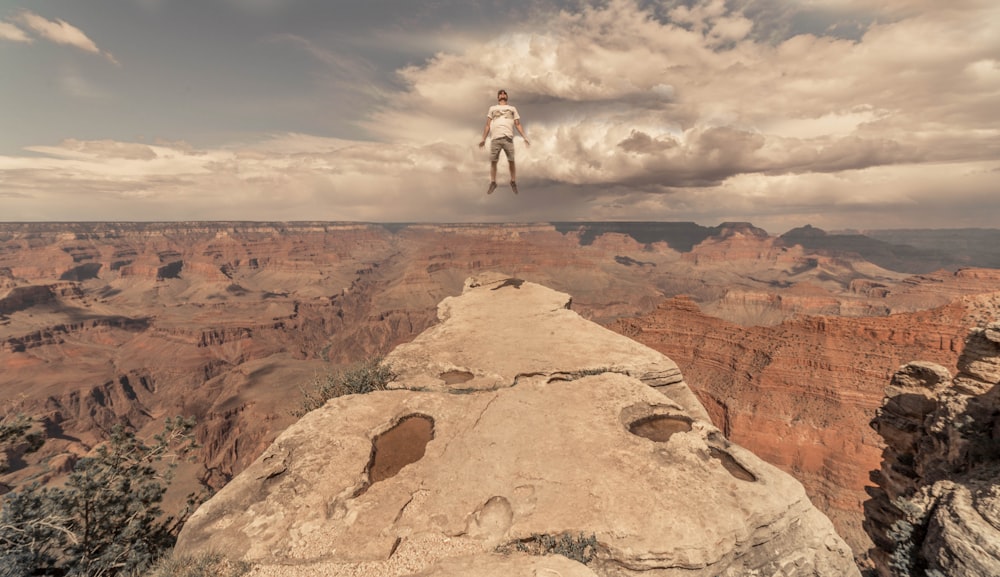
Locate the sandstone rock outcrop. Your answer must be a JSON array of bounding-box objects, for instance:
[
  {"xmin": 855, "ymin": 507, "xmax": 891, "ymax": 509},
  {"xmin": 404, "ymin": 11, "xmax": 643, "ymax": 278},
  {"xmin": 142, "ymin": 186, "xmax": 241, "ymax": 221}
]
[
  {"xmin": 865, "ymin": 323, "xmax": 1000, "ymax": 576},
  {"xmin": 176, "ymin": 274, "xmax": 859, "ymax": 577}
]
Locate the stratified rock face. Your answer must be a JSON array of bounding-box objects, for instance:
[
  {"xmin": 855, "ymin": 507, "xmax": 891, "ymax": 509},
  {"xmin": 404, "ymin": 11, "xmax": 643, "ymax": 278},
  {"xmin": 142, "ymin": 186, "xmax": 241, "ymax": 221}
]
[
  {"xmin": 176, "ymin": 273, "xmax": 859, "ymax": 577},
  {"xmin": 865, "ymin": 323, "xmax": 1000, "ymax": 577},
  {"xmin": 611, "ymin": 293, "xmax": 1000, "ymax": 558},
  {"xmin": 0, "ymin": 223, "xmax": 431, "ymax": 498},
  {"xmin": 0, "ymin": 220, "xmax": 921, "ymax": 500},
  {"xmin": 4, "ymin": 222, "xmax": 998, "ymax": 568}
]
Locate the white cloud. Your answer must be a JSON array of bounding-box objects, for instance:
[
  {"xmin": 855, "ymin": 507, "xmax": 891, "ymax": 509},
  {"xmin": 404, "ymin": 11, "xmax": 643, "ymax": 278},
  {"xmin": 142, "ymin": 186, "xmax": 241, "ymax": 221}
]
[
  {"xmin": 14, "ymin": 11, "xmax": 100, "ymax": 52},
  {"xmin": 0, "ymin": 20, "xmax": 31, "ymax": 43},
  {"xmin": 762, "ymin": 108, "xmax": 886, "ymax": 139},
  {"xmin": 371, "ymin": 0, "xmax": 1000, "ymax": 179},
  {"xmin": 12, "ymin": 10, "xmax": 119, "ymax": 65},
  {"xmin": 0, "ymin": 135, "xmax": 484, "ymax": 222}
]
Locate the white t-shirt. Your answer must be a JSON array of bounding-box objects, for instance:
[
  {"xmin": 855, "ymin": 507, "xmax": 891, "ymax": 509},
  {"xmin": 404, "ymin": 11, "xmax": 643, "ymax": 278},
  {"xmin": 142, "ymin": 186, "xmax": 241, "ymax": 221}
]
[{"xmin": 487, "ymin": 104, "xmax": 520, "ymax": 139}]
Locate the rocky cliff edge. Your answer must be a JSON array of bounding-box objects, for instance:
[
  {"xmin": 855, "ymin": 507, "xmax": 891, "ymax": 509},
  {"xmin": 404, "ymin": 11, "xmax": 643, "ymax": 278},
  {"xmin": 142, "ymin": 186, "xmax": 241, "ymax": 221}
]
[{"xmin": 175, "ymin": 273, "xmax": 859, "ymax": 577}]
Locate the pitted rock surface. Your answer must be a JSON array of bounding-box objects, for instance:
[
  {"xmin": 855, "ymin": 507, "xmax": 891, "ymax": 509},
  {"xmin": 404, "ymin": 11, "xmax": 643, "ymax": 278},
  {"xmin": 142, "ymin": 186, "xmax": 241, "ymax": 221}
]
[{"xmin": 176, "ymin": 274, "xmax": 859, "ymax": 576}]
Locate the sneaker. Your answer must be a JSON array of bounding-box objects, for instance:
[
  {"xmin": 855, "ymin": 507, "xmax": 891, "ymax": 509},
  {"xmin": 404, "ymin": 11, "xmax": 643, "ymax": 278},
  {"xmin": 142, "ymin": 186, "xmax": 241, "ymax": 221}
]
[
  {"xmin": 510, "ymin": 181, "xmax": 519, "ymax": 194},
  {"xmin": 487, "ymin": 181, "xmax": 497, "ymax": 195}
]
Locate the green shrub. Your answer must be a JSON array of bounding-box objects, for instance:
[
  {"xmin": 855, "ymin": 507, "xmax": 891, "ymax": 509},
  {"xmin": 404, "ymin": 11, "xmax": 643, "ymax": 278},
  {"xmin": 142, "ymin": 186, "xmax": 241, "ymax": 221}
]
[
  {"xmin": 294, "ymin": 355, "xmax": 396, "ymax": 416},
  {"xmin": 0, "ymin": 417, "xmax": 201, "ymax": 577}
]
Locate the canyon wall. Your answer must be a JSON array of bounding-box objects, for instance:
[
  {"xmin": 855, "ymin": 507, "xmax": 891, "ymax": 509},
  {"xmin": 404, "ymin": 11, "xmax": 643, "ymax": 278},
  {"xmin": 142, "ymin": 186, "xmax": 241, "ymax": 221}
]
[
  {"xmin": 1, "ymin": 221, "xmax": 998, "ymax": 567},
  {"xmin": 0, "ymin": 223, "xmax": 433, "ymax": 497}
]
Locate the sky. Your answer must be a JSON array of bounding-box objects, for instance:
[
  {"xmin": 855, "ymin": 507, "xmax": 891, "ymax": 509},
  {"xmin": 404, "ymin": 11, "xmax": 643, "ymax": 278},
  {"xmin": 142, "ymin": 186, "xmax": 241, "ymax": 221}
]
[{"xmin": 1, "ymin": 0, "xmax": 998, "ymax": 232}]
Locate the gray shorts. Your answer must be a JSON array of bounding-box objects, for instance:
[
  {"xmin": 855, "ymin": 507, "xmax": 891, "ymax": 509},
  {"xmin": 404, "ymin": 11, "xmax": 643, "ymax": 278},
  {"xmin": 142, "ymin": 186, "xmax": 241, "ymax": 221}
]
[{"xmin": 490, "ymin": 136, "xmax": 514, "ymax": 162}]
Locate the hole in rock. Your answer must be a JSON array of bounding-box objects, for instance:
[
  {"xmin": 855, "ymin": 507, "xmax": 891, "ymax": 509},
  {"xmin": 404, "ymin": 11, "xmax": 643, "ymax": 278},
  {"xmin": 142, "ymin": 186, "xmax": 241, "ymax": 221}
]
[
  {"xmin": 440, "ymin": 370, "xmax": 474, "ymax": 385},
  {"xmin": 358, "ymin": 414, "xmax": 435, "ymax": 495},
  {"xmin": 709, "ymin": 447, "xmax": 757, "ymax": 482},
  {"xmin": 628, "ymin": 414, "xmax": 692, "ymax": 443}
]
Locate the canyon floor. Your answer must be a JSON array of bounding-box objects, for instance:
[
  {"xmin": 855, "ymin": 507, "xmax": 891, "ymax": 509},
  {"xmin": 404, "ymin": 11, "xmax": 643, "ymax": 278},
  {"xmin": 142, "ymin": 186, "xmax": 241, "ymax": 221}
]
[{"xmin": 2, "ymin": 221, "xmax": 998, "ymax": 566}]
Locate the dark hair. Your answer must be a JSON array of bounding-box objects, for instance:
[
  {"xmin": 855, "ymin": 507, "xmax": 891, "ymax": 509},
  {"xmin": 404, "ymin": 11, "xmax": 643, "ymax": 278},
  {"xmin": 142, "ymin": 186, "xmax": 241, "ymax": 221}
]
[{"xmin": 497, "ymin": 89, "xmax": 507, "ymax": 96}]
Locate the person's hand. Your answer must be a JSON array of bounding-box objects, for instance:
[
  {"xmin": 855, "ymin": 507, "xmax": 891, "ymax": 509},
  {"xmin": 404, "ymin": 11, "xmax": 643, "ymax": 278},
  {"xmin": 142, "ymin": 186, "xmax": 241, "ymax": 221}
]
[
  {"xmin": 478, "ymin": 140, "xmax": 485, "ymax": 148},
  {"xmin": 525, "ymin": 139, "xmax": 531, "ymax": 147}
]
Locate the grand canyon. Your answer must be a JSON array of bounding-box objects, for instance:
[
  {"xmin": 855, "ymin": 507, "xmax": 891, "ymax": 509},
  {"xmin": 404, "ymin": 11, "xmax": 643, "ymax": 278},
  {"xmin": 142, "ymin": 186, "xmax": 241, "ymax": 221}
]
[{"xmin": 2, "ymin": 221, "xmax": 999, "ymax": 570}]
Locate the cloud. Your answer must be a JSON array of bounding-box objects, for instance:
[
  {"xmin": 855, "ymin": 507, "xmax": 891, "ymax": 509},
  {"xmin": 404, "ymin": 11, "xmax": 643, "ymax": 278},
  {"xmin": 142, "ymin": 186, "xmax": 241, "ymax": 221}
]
[
  {"xmin": 1, "ymin": 0, "xmax": 998, "ymax": 230},
  {"xmin": 0, "ymin": 135, "xmax": 481, "ymax": 222},
  {"xmin": 11, "ymin": 10, "xmax": 119, "ymax": 65},
  {"xmin": 0, "ymin": 20, "xmax": 31, "ymax": 42},
  {"xmin": 363, "ymin": 0, "xmax": 1000, "ymax": 184}
]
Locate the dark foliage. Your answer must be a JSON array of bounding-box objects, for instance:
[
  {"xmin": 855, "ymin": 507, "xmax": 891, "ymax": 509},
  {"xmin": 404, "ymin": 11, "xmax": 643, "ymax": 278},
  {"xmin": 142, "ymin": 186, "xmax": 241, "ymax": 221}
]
[{"xmin": 0, "ymin": 417, "xmax": 200, "ymax": 577}]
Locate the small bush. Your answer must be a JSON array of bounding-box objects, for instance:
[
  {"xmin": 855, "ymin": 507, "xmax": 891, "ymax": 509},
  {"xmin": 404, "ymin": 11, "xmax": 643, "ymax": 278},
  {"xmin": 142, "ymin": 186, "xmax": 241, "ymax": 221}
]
[
  {"xmin": 499, "ymin": 532, "xmax": 599, "ymax": 565},
  {"xmin": 294, "ymin": 355, "xmax": 396, "ymax": 416},
  {"xmin": 143, "ymin": 551, "xmax": 252, "ymax": 577}
]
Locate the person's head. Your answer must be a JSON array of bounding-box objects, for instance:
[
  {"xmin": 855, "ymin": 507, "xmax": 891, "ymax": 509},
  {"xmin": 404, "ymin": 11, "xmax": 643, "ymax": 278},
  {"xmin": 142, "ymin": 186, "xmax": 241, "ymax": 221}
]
[{"xmin": 497, "ymin": 89, "xmax": 508, "ymax": 103}]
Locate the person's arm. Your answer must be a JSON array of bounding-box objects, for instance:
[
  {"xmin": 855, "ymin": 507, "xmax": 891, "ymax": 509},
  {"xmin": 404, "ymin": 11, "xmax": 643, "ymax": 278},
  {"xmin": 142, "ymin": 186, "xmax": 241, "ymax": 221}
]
[
  {"xmin": 514, "ymin": 119, "xmax": 530, "ymax": 146},
  {"xmin": 479, "ymin": 117, "xmax": 492, "ymax": 148}
]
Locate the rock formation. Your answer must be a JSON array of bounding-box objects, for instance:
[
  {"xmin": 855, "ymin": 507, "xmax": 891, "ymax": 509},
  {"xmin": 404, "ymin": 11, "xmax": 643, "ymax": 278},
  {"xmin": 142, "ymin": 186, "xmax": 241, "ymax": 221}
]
[
  {"xmin": 176, "ymin": 274, "xmax": 859, "ymax": 576},
  {"xmin": 865, "ymin": 323, "xmax": 1000, "ymax": 576},
  {"xmin": 611, "ymin": 291, "xmax": 1000, "ymax": 558},
  {"xmin": 2, "ymin": 222, "xmax": 998, "ymax": 570},
  {"xmin": 1, "ymin": 220, "xmax": 916, "ymax": 497}
]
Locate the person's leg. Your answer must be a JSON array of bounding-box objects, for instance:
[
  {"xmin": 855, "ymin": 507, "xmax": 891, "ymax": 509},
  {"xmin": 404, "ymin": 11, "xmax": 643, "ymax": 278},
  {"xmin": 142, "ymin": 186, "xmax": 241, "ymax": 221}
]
[
  {"xmin": 508, "ymin": 161, "xmax": 518, "ymax": 194},
  {"xmin": 488, "ymin": 140, "xmax": 501, "ymax": 194},
  {"xmin": 501, "ymin": 138, "xmax": 517, "ymax": 190}
]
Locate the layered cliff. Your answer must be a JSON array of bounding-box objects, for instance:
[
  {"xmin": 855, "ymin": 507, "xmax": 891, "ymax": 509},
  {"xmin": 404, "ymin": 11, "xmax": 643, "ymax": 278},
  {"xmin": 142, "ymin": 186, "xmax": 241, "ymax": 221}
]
[
  {"xmin": 611, "ymin": 290, "xmax": 1000, "ymax": 557},
  {"xmin": 865, "ymin": 323, "xmax": 1000, "ymax": 576},
  {"xmin": 1, "ymin": 221, "xmax": 910, "ymax": 493},
  {"xmin": 176, "ymin": 273, "xmax": 859, "ymax": 577},
  {"xmin": 2, "ymin": 222, "xmax": 998, "ymax": 569},
  {"xmin": 0, "ymin": 223, "xmax": 435, "ymax": 495}
]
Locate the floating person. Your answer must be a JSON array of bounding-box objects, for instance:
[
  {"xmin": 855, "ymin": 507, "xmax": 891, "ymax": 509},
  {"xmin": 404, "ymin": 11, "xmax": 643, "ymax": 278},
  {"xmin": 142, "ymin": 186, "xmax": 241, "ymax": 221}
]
[{"xmin": 479, "ymin": 88, "xmax": 530, "ymax": 195}]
